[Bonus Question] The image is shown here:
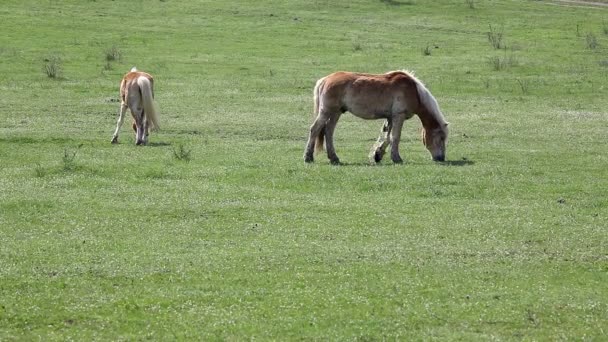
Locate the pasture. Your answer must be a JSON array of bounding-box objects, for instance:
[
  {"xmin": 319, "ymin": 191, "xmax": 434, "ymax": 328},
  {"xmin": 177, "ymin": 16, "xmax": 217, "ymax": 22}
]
[{"xmin": 0, "ymin": 0, "xmax": 606, "ymax": 340}]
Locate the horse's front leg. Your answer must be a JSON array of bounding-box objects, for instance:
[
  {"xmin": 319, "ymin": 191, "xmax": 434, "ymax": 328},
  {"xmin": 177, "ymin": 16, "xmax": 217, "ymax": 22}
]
[
  {"xmin": 324, "ymin": 114, "xmax": 341, "ymax": 165},
  {"xmin": 111, "ymin": 102, "xmax": 128, "ymax": 144},
  {"xmin": 369, "ymin": 118, "xmax": 392, "ymax": 163},
  {"xmin": 389, "ymin": 114, "xmax": 406, "ymax": 164}
]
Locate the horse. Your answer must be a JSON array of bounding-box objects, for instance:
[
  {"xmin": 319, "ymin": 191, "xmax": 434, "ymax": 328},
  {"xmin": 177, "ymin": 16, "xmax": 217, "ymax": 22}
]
[
  {"xmin": 111, "ymin": 67, "xmax": 160, "ymax": 145},
  {"xmin": 303, "ymin": 70, "xmax": 449, "ymax": 164}
]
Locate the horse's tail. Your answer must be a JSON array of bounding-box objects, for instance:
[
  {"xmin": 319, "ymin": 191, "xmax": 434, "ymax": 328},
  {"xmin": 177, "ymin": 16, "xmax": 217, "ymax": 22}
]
[
  {"xmin": 137, "ymin": 76, "xmax": 160, "ymax": 131},
  {"xmin": 313, "ymin": 77, "xmax": 325, "ymax": 154}
]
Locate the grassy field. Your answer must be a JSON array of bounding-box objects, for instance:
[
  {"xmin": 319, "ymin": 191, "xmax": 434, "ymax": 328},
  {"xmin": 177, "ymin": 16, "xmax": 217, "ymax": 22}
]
[{"xmin": 1, "ymin": 0, "xmax": 607, "ymax": 340}]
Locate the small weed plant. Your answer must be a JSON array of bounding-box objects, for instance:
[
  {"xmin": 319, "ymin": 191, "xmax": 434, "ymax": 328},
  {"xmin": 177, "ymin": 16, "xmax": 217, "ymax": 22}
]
[
  {"xmin": 62, "ymin": 145, "xmax": 83, "ymax": 171},
  {"xmin": 105, "ymin": 45, "xmax": 122, "ymax": 62},
  {"xmin": 34, "ymin": 163, "xmax": 46, "ymax": 178},
  {"xmin": 487, "ymin": 24, "xmax": 505, "ymax": 49},
  {"xmin": 422, "ymin": 44, "xmax": 432, "ymax": 56},
  {"xmin": 44, "ymin": 55, "xmax": 63, "ymax": 78},
  {"xmin": 516, "ymin": 78, "xmax": 530, "ymax": 94},
  {"xmin": 488, "ymin": 51, "xmax": 518, "ymax": 71},
  {"xmin": 586, "ymin": 32, "xmax": 598, "ymax": 49},
  {"xmin": 172, "ymin": 144, "xmax": 192, "ymax": 162}
]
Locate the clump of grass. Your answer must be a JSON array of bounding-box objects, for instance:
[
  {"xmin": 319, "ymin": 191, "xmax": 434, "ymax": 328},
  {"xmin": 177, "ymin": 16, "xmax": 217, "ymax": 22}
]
[
  {"xmin": 603, "ymin": 22, "xmax": 608, "ymax": 35},
  {"xmin": 172, "ymin": 144, "xmax": 192, "ymax": 162},
  {"xmin": 62, "ymin": 144, "xmax": 83, "ymax": 172},
  {"xmin": 105, "ymin": 45, "xmax": 122, "ymax": 62},
  {"xmin": 488, "ymin": 53, "xmax": 518, "ymax": 71},
  {"xmin": 586, "ymin": 33, "xmax": 598, "ymax": 49},
  {"xmin": 34, "ymin": 163, "xmax": 46, "ymax": 178},
  {"xmin": 516, "ymin": 78, "xmax": 530, "ymax": 95},
  {"xmin": 422, "ymin": 44, "xmax": 432, "ymax": 56},
  {"xmin": 352, "ymin": 41, "xmax": 362, "ymax": 52},
  {"xmin": 488, "ymin": 56, "xmax": 504, "ymax": 70},
  {"xmin": 466, "ymin": 0, "xmax": 476, "ymax": 9},
  {"xmin": 526, "ymin": 308, "xmax": 540, "ymax": 327},
  {"xmin": 487, "ymin": 24, "xmax": 505, "ymax": 49},
  {"xmin": 44, "ymin": 55, "xmax": 63, "ymax": 78}
]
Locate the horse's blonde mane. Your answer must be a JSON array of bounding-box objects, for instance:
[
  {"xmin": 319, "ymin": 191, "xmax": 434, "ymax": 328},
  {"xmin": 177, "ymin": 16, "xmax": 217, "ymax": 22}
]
[{"xmin": 391, "ymin": 70, "xmax": 448, "ymax": 132}]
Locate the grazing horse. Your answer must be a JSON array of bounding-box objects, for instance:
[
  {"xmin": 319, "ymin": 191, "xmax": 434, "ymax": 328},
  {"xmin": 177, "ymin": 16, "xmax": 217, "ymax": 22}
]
[
  {"xmin": 111, "ymin": 67, "xmax": 160, "ymax": 145},
  {"xmin": 304, "ymin": 70, "xmax": 449, "ymax": 164}
]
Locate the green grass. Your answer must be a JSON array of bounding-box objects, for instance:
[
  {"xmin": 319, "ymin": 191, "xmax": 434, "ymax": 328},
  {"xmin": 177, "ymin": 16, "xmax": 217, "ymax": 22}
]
[{"xmin": 1, "ymin": 0, "xmax": 607, "ymax": 340}]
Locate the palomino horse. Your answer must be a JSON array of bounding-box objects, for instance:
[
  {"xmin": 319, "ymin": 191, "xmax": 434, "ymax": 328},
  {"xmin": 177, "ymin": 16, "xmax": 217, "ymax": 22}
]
[
  {"xmin": 111, "ymin": 67, "xmax": 160, "ymax": 145},
  {"xmin": 304, "ymin": 70, "xmax": 449, "ymax": 164}
]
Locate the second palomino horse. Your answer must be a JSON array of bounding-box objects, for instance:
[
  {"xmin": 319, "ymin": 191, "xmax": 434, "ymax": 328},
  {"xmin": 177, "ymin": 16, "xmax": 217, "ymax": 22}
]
[
  {"xmin": 111, "ymin": 67, "xmax": 160, "ymax": 145},
  {"xmin": 304, "ymin": 70, "xmax": 449, "ymax": 164}
]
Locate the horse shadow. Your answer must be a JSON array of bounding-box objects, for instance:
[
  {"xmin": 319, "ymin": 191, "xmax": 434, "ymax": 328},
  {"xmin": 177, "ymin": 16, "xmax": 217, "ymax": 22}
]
[
  {"xmin": 147, "ymin": 141, "xmax": 172, "ymax": 147},
  {"xmin": 332, "ymin": 158, "xmax": 474, "ymax": 167},
  {"xmin": 380, "ymin": 0, "xmax": 414, "ymax": 5},
  {"xmin": 438, "ymin": 159, "xmax": 475, "ymax": 166}
]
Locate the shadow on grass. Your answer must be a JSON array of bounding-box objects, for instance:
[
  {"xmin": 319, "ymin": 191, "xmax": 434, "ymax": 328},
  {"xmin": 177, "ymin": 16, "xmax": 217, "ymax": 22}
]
[
  {"xmin": 147, "ymin": 141, "xmax": 172, "ymax": 147},
  {"xmin": 380, "ymin": 0, "xmax": 415, "ymax": 6},
  {"xmin": 438, "ymin": 159, "xmax": 475, "ymax": 166},
  {"xmin": 314, "ymin": 158, "xmax": 475, "ymax": 167}
]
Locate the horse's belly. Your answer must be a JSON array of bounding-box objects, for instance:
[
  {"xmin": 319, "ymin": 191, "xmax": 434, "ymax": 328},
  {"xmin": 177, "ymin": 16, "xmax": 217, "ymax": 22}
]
[{"xmin": 348, "ymin": 105, "xmax": 392, "ymax": 120}]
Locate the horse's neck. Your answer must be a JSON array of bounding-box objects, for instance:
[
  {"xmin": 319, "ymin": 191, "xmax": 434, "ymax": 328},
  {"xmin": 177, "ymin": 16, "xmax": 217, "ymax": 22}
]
[{"xmin": 418, "ymin": 109, "xmax": 440, "ymax": 131}]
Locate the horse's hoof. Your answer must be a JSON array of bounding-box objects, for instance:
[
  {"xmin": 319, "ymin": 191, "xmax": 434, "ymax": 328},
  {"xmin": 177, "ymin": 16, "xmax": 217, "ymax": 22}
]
[
  {"xmin": 373, "ymin": 151, "xmax": 383, "ymax": 163},
  {"xmin": 330, "ymin": 158, "xmax": 341, "ymax": 165},
  {"xmin": 392, "ymin": 157, "xmax": 403, "ymax": 164},
  {"xmin": 111, "ymin": 137, "xmax": 118, "ymax": 144},
  {"xmin": 304, "ymin": 155, "xmax": 314, "ymax": 163}
]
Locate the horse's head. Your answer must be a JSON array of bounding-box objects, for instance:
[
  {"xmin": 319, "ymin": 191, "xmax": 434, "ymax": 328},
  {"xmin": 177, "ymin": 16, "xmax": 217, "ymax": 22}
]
[{"xmin": 422, "ymin": 123, "xmax": 449, "ymax": 162}]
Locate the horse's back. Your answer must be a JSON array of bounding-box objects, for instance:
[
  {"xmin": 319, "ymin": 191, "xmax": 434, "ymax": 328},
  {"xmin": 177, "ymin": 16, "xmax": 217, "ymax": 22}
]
[
  {"xmin": 320, "ymin": 71, "xmax": 417, "ymax": 97},
  {"xmin": 123, "ymin": 71, "xmax": 153, "ymax": 84},
  {"xmin": 317, "ymin": 71, "xmax": 419, "ymax": 118}
]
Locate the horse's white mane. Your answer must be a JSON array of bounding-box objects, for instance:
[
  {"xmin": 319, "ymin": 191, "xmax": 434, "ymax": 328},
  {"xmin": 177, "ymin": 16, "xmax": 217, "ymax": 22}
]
[{"xmin": 393, "ymin": 69, "xmax": 448, "ymax": 130}]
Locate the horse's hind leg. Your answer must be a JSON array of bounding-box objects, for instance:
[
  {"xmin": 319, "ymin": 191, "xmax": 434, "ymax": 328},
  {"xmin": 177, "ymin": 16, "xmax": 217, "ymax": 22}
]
[
  {"xmin": 369, "ymin": 119, "xmax": 392, "ymax": 163},
  {"xmin": 130, "ymin": 105, "xmax": 146, "ymax": 145},
  {"xmin": 304, "ymin": 115, "xmax": 328, "ymax": 163},
  {"xmin": 134, "ymin": 113, "xmax": 145, "ymax": 145},
  {"xmin": 141, "ymin": 114, "xmax": 149, "ymax": 145},
  {"xmin": 111, "ymin": 102, "xmax": 128, "ymax": 144},
  {"xmin": 324, "ymin": 114, "xmax": 341, "ymax": 165}
]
